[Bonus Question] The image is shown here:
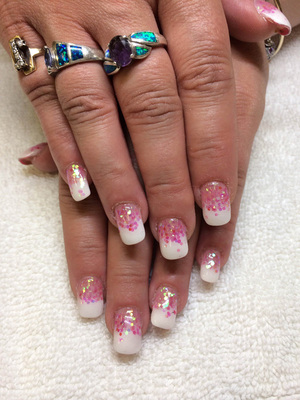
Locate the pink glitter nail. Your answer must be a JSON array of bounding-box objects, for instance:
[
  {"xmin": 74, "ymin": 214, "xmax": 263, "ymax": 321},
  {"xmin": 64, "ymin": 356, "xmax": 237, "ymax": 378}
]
[
  {"xmin": 113, "ymin": 308, "xmax": 142, "ymax": 354},
  {"xmin": 66, "ymin": 163, "xmax": 91, "ymax": 201},
  {"xmin": 200, "ymin": 182, "xmax": 231, "ymax": 226},
  {"xmin": 158, "ymin": 218, "xmax": 188, "ymax": 260},
  {"xmin": 200, "ymin": 250, "xmax": 221, "ymax": 283},
  {"xmin": 114, "ymin": 204, "xmax": 145, "ymax": 245},
  {"xmin": 77, "ymin": 276, "xmax": 104, "ymax": 318},
  {"xmin": 254, "ymin": 0, "xmax": 291, "ymax": 35}
]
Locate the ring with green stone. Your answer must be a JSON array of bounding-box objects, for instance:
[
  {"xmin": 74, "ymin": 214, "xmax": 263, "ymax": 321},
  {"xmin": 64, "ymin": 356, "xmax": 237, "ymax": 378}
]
[{"xmin": 103, "ymin": 31, "xmax": 167, "ymax": 75}]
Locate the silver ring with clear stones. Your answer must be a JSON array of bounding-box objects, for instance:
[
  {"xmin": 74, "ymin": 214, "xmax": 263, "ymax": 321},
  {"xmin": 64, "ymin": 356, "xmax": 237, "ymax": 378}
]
[
  {"xmin": 44, "ymin": 42, "xmax": 105, "ymax": 75},
  {"xmin": 103, "ymin": 31, "xmax": 167, "ymax": 75},
  {"xmin": 9, "ymin": 36, "xmax": 44, "ymax": 75}
]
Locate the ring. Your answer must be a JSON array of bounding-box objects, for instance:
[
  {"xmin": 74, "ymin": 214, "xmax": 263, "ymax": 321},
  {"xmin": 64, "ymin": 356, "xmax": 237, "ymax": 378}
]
[
  {"xmin": 103, "ymin": 31, "xmax": 167, "ymax": 75},
  {"xmin": 44, "ymin": 42, "xmax": 105, "ymax": 75},
  {"xmin": 9, "ymin": 36, "xmax": 44, "ymax": 75}
]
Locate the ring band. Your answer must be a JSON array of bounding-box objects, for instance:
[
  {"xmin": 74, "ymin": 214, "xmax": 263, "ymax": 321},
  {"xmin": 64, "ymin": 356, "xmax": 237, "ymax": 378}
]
[
  {"xmin": 103, "ymin": 31, "xmax": 167, "ymax": 75},
  {"xmin": 264, "ymin": 0, "xmax": 285, "ymax": 60},
  {"xmin": 44, "ymin": 42, "xmax": 105, "ymax": 75},
  {"xmin": 9, "ymin": 36, "xmax": 44, "ymax": 75}
]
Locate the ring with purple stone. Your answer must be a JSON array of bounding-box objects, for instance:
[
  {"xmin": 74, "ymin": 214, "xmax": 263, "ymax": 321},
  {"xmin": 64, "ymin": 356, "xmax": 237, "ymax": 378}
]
[
  {"xmin": 103, "ymin": 31, "xmax": 167, "ymax": 75},
  {"xmin": 44, "ymin": 42, "xmax": 105, "ymax": 75},
  {"xmin": 9, "ymin": 36, "xmax": 44, "ymax": 75}
]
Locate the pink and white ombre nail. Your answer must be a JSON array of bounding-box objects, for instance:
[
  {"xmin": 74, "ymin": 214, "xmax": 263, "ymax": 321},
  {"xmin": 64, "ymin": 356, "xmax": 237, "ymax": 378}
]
[
  {"xmin": 66, "ymin": 163, "xmax": 91, "ymax": 202},
  {"xmin": 114, "ymin": 203, "xmax": 145, "ymax": 245},
  {"xmin": 200, "ymin": 182, "xmax": 231, "ymax": 226},
  {"xmin": 77, "ymin": 277, "xmax": 104, "ymax": 318},
  {"xmin": 200, "ymin": 251, "xmax": 221, "ymax": 283},
  {"xmin": 254, "ymin": 0, "xmax": 291, "ymax": 35},
  {"xmin": 151, "ymin": 286, "xmax": 177, "ymax": 330},
  {"xmin": 113, "ymin": 308, "xmax": 142, "ymax": 355},
  {"xmin": 158, "ymin": 218, "xmax": 188, "ymax": 260},
  {"xmin": 18, "ymin": 142, "xmax": 47, "ymax": 165}
]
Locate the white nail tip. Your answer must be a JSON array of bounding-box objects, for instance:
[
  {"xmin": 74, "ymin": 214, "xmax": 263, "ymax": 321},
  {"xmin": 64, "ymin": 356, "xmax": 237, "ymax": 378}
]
[
  {"xmin": 151, "ymin": 287, "xmax": 177, "ymax": 330},
  {"xmin": 201, "ymin": 182, "xmax": 231, "ymax": 226},
  {"xmin": 254, "ymin": 0, "xmax": 292, "ymax": 34},
  {"xmin": 158, "ymin": 218, "xmax": 188, "ymax": 260},
  {"xmin": 66, "ymin": 163, "xmax": 91, "ymax": 202},
  {"xmin": 115, "ymin": 204, "xmax": 145, "ymax": 245},
  {"xmin": 200, "ymin": 251, "xmax": 221, "ymax": 283},
  {"xmin": 113, "ymin": 309, "xmax": 142, "ymax": 355},
  {"xmin": 77, "ymin": 277, "xmax": 104, "ymax": 318}
]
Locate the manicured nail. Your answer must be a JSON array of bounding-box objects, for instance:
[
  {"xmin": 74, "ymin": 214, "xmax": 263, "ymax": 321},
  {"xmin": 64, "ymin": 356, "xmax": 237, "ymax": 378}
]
[
  {"xmin": 200, "ymin": 182, "xmax": 231, "ymax": 226},
  {"xmin": 200, "ymin": 250, "xmax": 221, "ymax": 283},
  {"xmin": 18, "ymin": 142, "xmax": 47, "ymax": 165},
  {"xmin": 254, "ymin": 0, "xmax": 291, "ymax": 35},
  {"xmin": 114, "ymin": 203, "xmax": 145, "ymax": 245},
  {"xmin": 113, "ymin": 308, "xmax": 142, "ymax": 355},
  {"xmin": 151, "ymin": 286, "xmax": 177, "ymax": 330},
  {"xmin": 77, "ymin": 276, "xmax": 104, "ymax": 318},
  {"xmin": 158, "ymin": 218, "xmax": 188, "ymax": 260},
  {"xmin": 66, "ymin": 163, "xmax": 91, "ymax": 201}
]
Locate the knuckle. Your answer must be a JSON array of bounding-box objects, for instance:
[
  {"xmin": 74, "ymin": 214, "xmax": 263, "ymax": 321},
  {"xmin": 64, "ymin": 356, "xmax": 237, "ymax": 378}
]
[
  {"xmin": 188, "ymin": 135, "xmax": 229, "ymax": 165},
  {"xmin": 178, "ymin": 41, "xmax": 234, "ymax": 100},
  {"xmin": 23, "ymin": 77, "xmax": 57, "ymax": 107},
  {"xmin": 60, "ymin": 86, "xmax": 114, "ymax": 127},
  {"xmin": 123, "ymin": 83, "xmax": 182, "ymax": 128},
  {"xmin": 146, "ymin": 175, "xmax": 190, "ymax": 203}
]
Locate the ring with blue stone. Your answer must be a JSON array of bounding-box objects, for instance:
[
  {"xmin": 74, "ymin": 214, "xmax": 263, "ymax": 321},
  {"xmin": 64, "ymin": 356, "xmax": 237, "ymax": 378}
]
[
  {"xmin": 44, "ymin": 42, "xmax": 105, "ymax": 75},
  {"xmin": 103, "ymin": 31, "xmax": 167, "ymax": 75},
  {"xmin": 9, "ymin": 36, "xmax": 44, "ymax": 75}
]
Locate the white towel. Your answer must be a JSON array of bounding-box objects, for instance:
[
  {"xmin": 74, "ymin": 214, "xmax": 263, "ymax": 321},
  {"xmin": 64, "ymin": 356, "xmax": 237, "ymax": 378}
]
[{"xmin": 0, "ymin": 28, "xmax": 299, "ymax": 400}]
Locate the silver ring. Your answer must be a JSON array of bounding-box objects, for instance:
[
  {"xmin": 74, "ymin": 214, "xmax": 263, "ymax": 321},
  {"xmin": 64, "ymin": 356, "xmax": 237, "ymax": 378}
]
[
  {"xmin": 9, "ymin": 36, "xmax": 44, "ymax": 75},
  {"xmin": 103, "ymin": 31, "xmax": 167, "ymax": 75},
  {"xmin": 44, "ymin": 42, "xmax": 105, "ymax": 75}
]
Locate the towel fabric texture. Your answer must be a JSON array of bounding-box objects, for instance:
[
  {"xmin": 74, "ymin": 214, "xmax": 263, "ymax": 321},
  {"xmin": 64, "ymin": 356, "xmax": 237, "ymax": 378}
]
[{"xmin": 0, "ymin": 28, "xmax": 299, "ymax": 400}]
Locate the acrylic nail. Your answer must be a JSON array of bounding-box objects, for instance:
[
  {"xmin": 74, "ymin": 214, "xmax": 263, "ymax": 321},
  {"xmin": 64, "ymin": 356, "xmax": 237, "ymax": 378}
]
[
  {"xmin": 77, "ymin": 276, "xmax": 104, "ymax": 318},
  {"xmin": 158, "ymin": 218, "xmax": 188, "ymax": 260},
  {"xmin": 113, "ymin": 308, "xmax": 142, "ymax": 355},
  {"xmin": 151, "ymin": 286, "xmax": 177, "ymax": 330},
  {"xmin": 200, "ymin": 250, "xmax": 221, "ymax": 283},
  {"xmin": 18, "ymin": 142, "xmax": 47, "ymax": 165},
  {"xmin": 114, "ymin": 203, "xmax": 145, "ymax": 245},
  {"xmin": 254, "ymin": 0, "xmax": 291, "ymax": 36},
  {"xmin": 66, "ymin": 163, "xmax": 91, "ymax": 202},
  {"xmin": 200, "ymin": 182, "xmax": 231, "ymax": 226}
]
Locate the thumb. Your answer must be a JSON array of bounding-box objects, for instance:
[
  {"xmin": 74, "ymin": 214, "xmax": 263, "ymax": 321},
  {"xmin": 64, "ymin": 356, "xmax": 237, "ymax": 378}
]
[{"xmin": 222, "ymin": 0, "xmax": 291, "ymax": 42}]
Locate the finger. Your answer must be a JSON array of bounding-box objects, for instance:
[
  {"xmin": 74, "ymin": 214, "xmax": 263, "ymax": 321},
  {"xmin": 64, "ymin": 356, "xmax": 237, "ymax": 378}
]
[
  {"xmin": 90, "ymin": 2, "xmax": 195, "ymax": 259},
  {"xmin": 149, "ymin": 212, "xmax": 200, "ymax": 330},
  {"xmin": 196, "ymin": 40, "xmax": 268, "ymax": 282},
  {"xmin": 222, "ymin": 0, "xmax": 292, "ymax": 41},
  {"xmin": 159, "ymin": 0, "xmax": 237, "ymax": 227},
  {"xmin": 59, "ymin": 176, "xmax": 107, "ymax": 318},
  {"xmin": 18, "ymin": 142, "xmax": 58, "ymax": 173},
  {"xmin": 33, "ymin": 15, "xmax": 148, "ymax": 246},
  {"xmin": 106, "ymin": 222, "xmax": 153, "ymax": 355}
]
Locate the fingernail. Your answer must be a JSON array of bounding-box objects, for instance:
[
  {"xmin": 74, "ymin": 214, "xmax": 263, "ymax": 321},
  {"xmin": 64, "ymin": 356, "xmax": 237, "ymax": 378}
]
[
  {"xmin": 77, "ymin": 276, "xmax": 104, "ymax": 318},
  {"xmin": 151, "ymin": 286, "xmax": 177, "ymax": 330},
  {"xmin": 254, "ymin": 0, "xmax": 291, "ymax": 35},
  {"xmin": 66, "ymin": 163, "xmax": 91, "ymax": 201},
  {"xmin": 114, "ymin": 203, "xmax": 145, "ymax": 245},
  {"xmin": 18, "ymin": 142, "xmax": 47, "ymax": 165},
  {"xmin": 158, "ymin": 218, "xmax": 188, "ymax": 260},
  {"xmin": 200, "ymin": 250, "xmax": 221, "ymax": 283},
  {"xmin": 200, "ymin": 182, "xmax": 231, "ymax": 226},
  {"xmin": 113, "ymin": 308, "xmax": 142, "ymax": 355}
]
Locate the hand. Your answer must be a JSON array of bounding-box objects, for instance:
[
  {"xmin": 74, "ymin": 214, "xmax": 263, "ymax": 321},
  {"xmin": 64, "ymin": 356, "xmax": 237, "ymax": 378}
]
[{"xmin": 23, "ymin": 37, "xmax": 269, "ymax": 354}]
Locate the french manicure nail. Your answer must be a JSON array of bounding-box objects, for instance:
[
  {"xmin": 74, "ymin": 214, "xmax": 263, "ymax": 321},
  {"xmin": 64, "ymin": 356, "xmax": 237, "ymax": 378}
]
[
  {"xmin": 151, "ymin": 286, "xmax": 177, "ymax": 330},
  {"xmin": 114, "ymin": 203, "xmax": 145, "ymax": 245},
  {"xmin": 158, "ymin": 218, "xmax": 188, "ymax": 260},
  {"xmin": 77, "ymin": 276, "xmax": 104, "ymax": 318},
  {"xmin": 113, "ymin": 308, "xmax": 142, "ymax": 355},
  {"xmin": 254, "ymin": 0, "xmax": 291, "ymax": 35},
  {"xmin": 18, "ymin": 142, "xmax": 47, "ymax": 165},
  {"xmin": 66, "ymin": 163, "xmax": 91, "ymax": 201},
  {"xmin": 200, "ymin": 250, "xmax": 221, "ymax": 283},
  {"xmin": 200, "ymin": 182, "xmax": 231, "ymax": 226}
]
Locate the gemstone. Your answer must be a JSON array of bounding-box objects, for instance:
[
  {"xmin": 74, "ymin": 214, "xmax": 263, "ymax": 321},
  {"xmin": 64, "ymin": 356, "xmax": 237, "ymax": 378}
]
[
  {"xmin": 56, "ymin": 43, "xmax": 69, "ymax": 66},
  {"xmin": 108, "ymin": 36, "xmax": 132, "ymax": 67},
  {"xmin": 131, "ymin": 31, "xmax": 157, "ymax": 43},
  {"xmin": 135, "ymin": 46, "xmax": 150, "ymax": 57},
  {"xmin": 103, "ymin": 63, "xmax": 118, "ymax": 75},
  {"xmin": 44, "ymin": 47, "xmax": 54, "ymax": 68},
  {"xmin": 15, "ymin": 40, "xmax": 30, "ymax": 66},
  {"xmin": 70, "ymin": 45, "xmax": 83, "ymax": 61}
]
